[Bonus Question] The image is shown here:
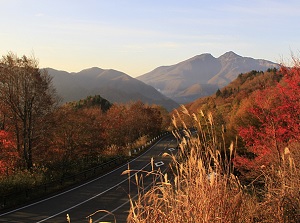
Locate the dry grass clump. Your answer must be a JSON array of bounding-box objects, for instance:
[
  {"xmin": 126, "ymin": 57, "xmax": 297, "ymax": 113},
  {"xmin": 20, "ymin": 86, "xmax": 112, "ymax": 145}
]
[
  {"xmin": 103, "ymin": 135, "xmax": 150, "ymax": 157},
  {"xmin": 127, "ymin": 107, "xmax": 300, "ymax": 222},
  {"xmin": 131, "ymin": 135, "xmax": 149, "ymax": 148},
  {"xmin": 127, "ymin": 108, "xmax": 257, "ymax": 223},
  {"xmin": 254, "ymin": 146, "xmax": 300, "ymax": 222}
]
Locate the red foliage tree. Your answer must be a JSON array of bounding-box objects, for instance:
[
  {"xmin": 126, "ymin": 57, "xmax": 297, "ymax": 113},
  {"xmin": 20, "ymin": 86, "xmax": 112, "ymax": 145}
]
[
  {"xmin": 234, "ymin": 64, "xmax": 300, "ymax": 170},
  {"xmin": 0, "ymin": 130, "xmax": 19, "ymax": 175}
]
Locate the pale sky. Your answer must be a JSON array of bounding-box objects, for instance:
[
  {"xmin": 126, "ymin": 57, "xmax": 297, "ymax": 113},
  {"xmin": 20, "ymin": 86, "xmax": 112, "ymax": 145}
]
[{"xmin": 1, "ymin": 0, "xmax": 300, "ymax": 77}]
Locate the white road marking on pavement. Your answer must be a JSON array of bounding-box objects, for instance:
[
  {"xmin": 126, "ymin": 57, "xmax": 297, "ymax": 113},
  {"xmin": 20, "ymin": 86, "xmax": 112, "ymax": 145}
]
[{"xmin": 154, "ymin": 161, "xmax": 164, "ymax": 167}]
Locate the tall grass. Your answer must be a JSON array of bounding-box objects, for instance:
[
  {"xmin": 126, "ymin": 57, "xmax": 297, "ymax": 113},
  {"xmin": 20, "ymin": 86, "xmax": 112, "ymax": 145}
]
[
  {"xmin": 254, "ymin": 146, "xmax": 300, "ymax": 222},
  {"xmin": 127, "ymin": 108, "xmax": 257, "ymax": 223},
  {"xmin": 126, "ymin": 107, "xmax": 300, "ymax": 223}
]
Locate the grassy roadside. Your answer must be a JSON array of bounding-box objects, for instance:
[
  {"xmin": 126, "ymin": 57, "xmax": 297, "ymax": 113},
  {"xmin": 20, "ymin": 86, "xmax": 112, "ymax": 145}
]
[{"xmin": 125, "ymin": 109, "xmax": 300, "ymax": 223}]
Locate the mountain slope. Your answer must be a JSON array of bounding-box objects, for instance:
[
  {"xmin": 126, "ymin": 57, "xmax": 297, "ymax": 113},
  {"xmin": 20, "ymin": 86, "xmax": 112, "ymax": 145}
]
[
  {"xmin": 137, "ymin": 51, "xmax": 279, "ymax": 104},
  {"xmin": 185, "ymin": 69, "xmax": 283, "ymax": 139},
  {"xmin": 46, "ymin": 67, "xmax": 179, "ymax": 111}
]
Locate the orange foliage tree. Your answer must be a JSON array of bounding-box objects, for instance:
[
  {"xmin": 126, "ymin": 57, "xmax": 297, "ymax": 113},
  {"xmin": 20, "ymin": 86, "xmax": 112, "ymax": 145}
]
[
  {"xmin": 48, "ymin": 106, "xmax": 107, "ymax": 166},
  {"xmin": 105, "ymin": 101, "xmax": 164, "ymax": 147}
]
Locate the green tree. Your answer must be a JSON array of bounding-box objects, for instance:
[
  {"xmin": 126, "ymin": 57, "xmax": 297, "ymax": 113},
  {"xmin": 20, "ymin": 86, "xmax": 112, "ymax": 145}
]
[{"xmin": 215, "ymin": 89, "xmax": 221, "ymax": 97}]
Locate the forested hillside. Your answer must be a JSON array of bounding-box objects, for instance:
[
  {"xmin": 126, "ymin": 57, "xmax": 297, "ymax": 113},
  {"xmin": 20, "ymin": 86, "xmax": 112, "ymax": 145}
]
[
  {"xmin": 186, "ymin": 68, "xmax": 281, "ymax": 132},
  {"xmin": 185, "ymin": 65, "xmax": 299, "ymax": 176}
]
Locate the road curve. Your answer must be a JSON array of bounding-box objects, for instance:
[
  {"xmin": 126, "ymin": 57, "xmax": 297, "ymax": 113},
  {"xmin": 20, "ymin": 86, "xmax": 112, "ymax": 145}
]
[{"xmin": 0, "ymin": 134, "xmax": 178, "ymax": 223}]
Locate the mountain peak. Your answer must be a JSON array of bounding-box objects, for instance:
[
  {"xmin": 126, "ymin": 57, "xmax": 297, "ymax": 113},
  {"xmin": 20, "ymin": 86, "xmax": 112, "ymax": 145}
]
[
  {"xmin": 79, "ymin": 67, "xmax": 103, "ymax": 73},
  {"xmin": 75, "ymin": 67, "xmax": 104, "ymax": 77},
  {"xmin": 184, "ymin": 53, "xmax": 216, "ymax": 65},
  {"xmin": 219, "ymin": 51, "xmax": 241, "ymax": 59},
  {"xmin": 193, "ymin": 53, "xmax": 215, "ymax": 60}
]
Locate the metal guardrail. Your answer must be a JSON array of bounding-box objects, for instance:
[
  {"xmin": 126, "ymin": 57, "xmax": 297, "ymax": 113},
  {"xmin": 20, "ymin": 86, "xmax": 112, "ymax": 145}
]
[{"xmin": 128, "ymin": 132, "xmax": 170, "ymax": 156}]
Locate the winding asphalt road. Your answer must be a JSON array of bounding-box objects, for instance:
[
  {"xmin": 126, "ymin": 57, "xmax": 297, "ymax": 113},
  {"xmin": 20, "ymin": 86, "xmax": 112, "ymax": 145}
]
[{"xmin": 0, "ymin": 134, "xmax": 178, "ymax": 223}]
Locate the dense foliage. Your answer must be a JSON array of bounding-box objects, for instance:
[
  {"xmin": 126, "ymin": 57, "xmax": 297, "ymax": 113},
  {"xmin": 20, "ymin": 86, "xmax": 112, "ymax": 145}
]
[{"xmin": 46, "ymin": 100, "xmax": 167, "ymax": 169}]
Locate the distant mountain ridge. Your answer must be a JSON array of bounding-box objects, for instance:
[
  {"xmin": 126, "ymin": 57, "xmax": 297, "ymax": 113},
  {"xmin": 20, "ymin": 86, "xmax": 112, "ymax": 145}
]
[
  {"xmin": 137, "ymin": 51, "xmax": 279, "ymax": 104},
  {"xmin": 46, "ymin": 51, "xmax": 279, "ymax": 109},
  {"xmin": 46, "ymin": 67, "xmax": 179, "ymax": 111}
]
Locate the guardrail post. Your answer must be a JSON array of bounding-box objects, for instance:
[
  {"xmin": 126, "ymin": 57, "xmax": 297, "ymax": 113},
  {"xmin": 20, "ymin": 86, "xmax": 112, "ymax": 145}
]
[{"xmin": 3, "ymin": 196, "xmax": 6, "ymax": 207}]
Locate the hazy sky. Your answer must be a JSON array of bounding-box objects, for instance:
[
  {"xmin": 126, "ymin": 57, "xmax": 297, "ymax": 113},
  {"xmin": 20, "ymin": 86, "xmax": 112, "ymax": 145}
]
[{"xmin": 1, "ymin": 0, "xmax": 300, "ymax": 77}]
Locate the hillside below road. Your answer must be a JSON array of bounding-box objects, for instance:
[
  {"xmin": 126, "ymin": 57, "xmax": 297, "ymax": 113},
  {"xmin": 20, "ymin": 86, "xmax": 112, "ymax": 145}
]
[{"xmin": 0, "ymin": 134, "xmax": 178, "ymax": 223}]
